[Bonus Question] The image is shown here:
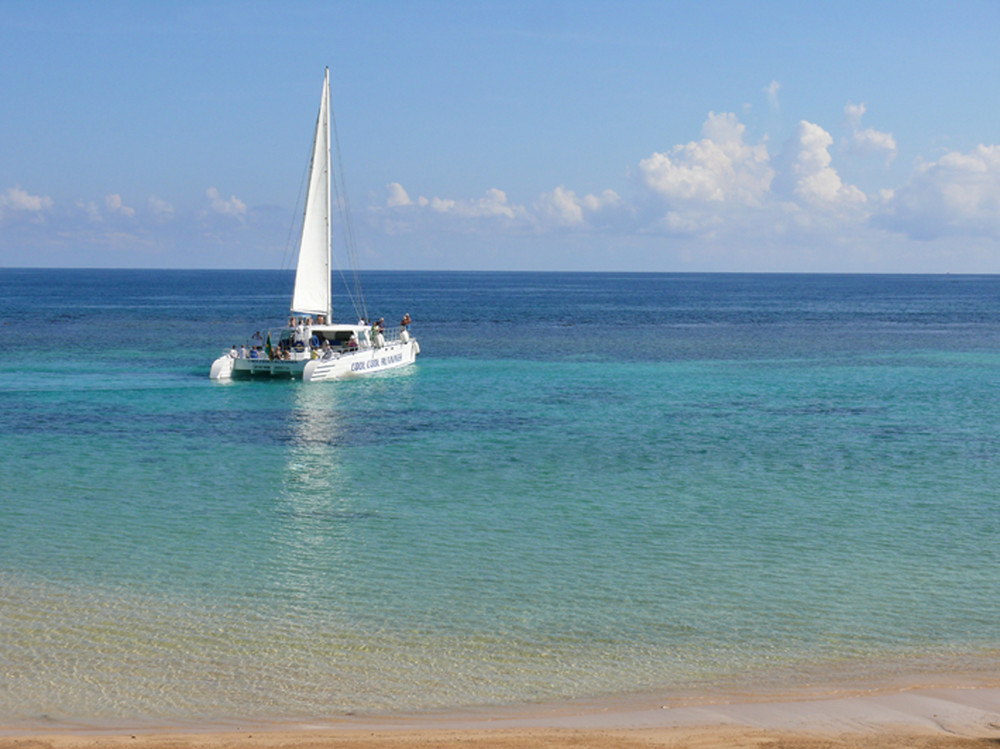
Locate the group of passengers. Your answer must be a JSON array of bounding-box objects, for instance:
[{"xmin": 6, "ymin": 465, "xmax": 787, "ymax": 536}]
[
  {"xmin": 227, "ymin": 313, "xmax": 411, "ymax": 362},
  {"xmin": 228, "ymin": 343, "xmax": 274, "ymax": 359}
]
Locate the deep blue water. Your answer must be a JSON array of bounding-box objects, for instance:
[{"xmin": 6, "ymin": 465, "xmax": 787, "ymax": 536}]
[{"xmin": 2, "ymin": 269, "xmax": 999, "ymax": 728}]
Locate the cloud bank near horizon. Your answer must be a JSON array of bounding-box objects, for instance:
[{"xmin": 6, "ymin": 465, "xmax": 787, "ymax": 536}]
[
  {"xmin": 379, "ymin": 103, "xmax": 997, "ymax": 247},
  {"xmin": 3, "ymin": 98, "xmax": 1000, "ymax": 269}
]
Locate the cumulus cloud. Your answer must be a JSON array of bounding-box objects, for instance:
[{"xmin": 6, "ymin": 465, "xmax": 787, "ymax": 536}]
[
  {"xmin": 844, "ymin": 102, "xmax": 897, "ymax": 163},
  {"xmin": 79, "ymin": 200, "xmax": 102, "ymax": 222},
  {"xmin": 149, "ymin": 194, "xmax": 175, "ymax": 218},
  {"xmin": 764, "ymin": 80, "xmax": 781, "ymax": 109},
  {"xmin": 845, "ymin": 102, "xmax": 866, "ymax": 128},
  {"xmin": 874, "ymin": 144, "xmax": 1000, "ymax": 240},
  {"xmin": 0, "ymin": 185, "xmax": 53, "ymax": 220},
  {"xmin": 206, "ymin": 187, "xmax": 247, "ymax": 219},
  {"xmin": 534, "ymin": 185, "xmax": 621, "ymax": 227},
  {"xmin": 638, "ymin": 112, "xmax": 773, "ymax": 207},
  {"xmin": 773, "ymin": 120, "xmax": 866, "ymax": 207},
  {"xmin": 432, "ymin": 188, "xmax": 524, "ymax": 219},
  {"xmin": 853, "ymin": 128, "xmax": 897, "ymax": 155},
  {"xmin": 370, "ymin": 103, "xmax": 999, "ymax": 266},
  {"xmin": 381, "ymin": 110, "xmax": 877, "ymax": 243},
  {"xmin": 105, "ymin": 193, "xmax": 135, "ymax": 217},
  {"xmin": 386, "ymin": 182, "xmax": 413, "ymax": 208},
  {"xmin": 383, "ymin": 184, "xmax": 528, "ymax": 227},
  {"xmin": 383, "ymin": 181, "xmax": 624, "ymax": 233}
]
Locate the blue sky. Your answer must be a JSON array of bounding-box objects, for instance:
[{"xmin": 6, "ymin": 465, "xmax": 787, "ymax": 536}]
[{"xmin": 2, "ymin": 0, "xmax": 999, "ymax": 271}]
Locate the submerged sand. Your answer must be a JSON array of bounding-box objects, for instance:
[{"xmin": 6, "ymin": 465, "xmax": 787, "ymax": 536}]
[{"xmin": 4, "ymin": 685, "xmax": 999, "ymax": 749}]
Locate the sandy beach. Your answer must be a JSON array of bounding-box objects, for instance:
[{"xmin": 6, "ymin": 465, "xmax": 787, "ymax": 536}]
[{"xmin": 5, "ymin": 684, "xmax": 999, "ymax": 749}]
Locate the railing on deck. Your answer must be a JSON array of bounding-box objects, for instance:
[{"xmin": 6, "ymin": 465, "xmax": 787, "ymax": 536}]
[{"xmin": 237, "ymin": 326, "xmax": 410, "ymax": 363}]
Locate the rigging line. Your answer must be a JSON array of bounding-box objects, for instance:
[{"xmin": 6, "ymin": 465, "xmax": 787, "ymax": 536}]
[
  {"xmin": 327, "ymin": 128, "xmax": 356, "ymax": 314},
  {"xmin": 330, "ymin": 100, "xmax": 369, "ymax": 323},
  {"xmin": 330, "ymin": 113, "xmax": 361, "ymax": 281},
  {"xmin": 330, "ymin": 190, "xmax": 361, "ymax": 319},
  {"xmin": 331, "ymin": 143, "xmax": 365, "ymax": 320},
  {"xmin": 281, "ymin": 157, "xmax": 311, "ymax": 277},
  {"xmin": 330, "ymin": 172, "xmax": 363, "ymax": 320}
]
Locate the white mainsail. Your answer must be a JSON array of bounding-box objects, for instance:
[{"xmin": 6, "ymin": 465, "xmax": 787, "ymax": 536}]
[{"xmin": 290, "ymin": 67, "xmax": 332, "ymax": 321}]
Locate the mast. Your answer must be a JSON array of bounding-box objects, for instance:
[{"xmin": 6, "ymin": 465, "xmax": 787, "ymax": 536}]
[{"xmin": 323, "ymin": 67, "xmax": 332, "ymax": 324}]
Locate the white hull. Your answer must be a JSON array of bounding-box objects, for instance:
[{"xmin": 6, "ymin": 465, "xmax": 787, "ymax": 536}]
[{"xmin": 211, "ymin": 338, "xmax": 419, "ymax": 383}]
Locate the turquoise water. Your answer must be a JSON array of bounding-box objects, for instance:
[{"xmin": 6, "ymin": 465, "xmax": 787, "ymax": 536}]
[{"xmin": 2, "ymin": 270, "xmax": 999, "ymax": 728}]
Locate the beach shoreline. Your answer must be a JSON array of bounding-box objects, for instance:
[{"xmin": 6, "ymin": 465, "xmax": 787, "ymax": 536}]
[{"xmin": 4, "ymin": 681, "xmax": 999, "ymax": 748}]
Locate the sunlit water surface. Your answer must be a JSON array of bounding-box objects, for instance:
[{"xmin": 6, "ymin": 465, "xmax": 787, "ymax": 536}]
[{"xmin": 2, "ymin": 270, "xmax": 999, "ymax": 728}]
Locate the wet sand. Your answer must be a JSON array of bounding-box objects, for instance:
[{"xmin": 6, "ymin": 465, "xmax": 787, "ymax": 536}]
[{"xmin": 4, "ymin": 685, "xmax": 999, "ymax": 749}]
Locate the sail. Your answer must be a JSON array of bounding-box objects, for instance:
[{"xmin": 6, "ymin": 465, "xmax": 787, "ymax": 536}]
[{"xmin": 291, "ymin": 68, "xmax": 332, "ymax": 319}]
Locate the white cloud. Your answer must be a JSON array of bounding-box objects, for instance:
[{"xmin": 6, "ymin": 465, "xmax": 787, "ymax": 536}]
[
  {"xmin": 581, "ymin": 190, "xmax": 620, "ymax": 212},
  {"xmin": 149, "ymin": 194, "xmax": 175, "ymax": 218},
  {"xmin": 534, "ymin": 185, "xmax": 621, "ymax": 227},
  {"xmin": 206, "ymin": 187, "xmax": 247, "ymax": 219},
  {"xmin": 638, "ymin": 112, "xmax": 773, "ymax": 207},
  {"xmin": 844, "ymin": 101, "xmax": 897, "ymax": 163},
  {"xmin": 105, "ymin": 193, "xmax": 135, "ymax": 217},
  {"xmin": 845, "ymin": 102, "xmax": 866, "ymax": 128},
  {"xmin": 386, "ymin": 182, "xmax": 413, "ymax": 208},
  {"xmin": 441, "ymin": 188, "xmax": 524, "ymax": 219},
  {"xmin": 853, "ymin": 128, "xmax": 897, "ymax": 154},
  {"xmin": 764, "ymin": 80, "xmax": 781, "ymax": 109},
  {"xmin": 382, "ymin": 111, "xmax": 874, "ymax": 244},
  {"xmin": 773, "ymin": 120, "xmax": 867, "ymax": 207},
  {"xmin": 0, "ymin": 185, "xmax": 53, "ymax": 221},
  {"xmin": 382, "ymin": 181, "xmax": 623, "ymax": 234},
  {"xmin": 653, "ymin": 210, "xmax": 724, "ymax": 237},
  {"xmin": 383, "ymin": 184, "xmax": 527, "ymax": 225},
  {"xmin": 79, "ymin": 200, "xmax": 102, "ymax": 222},
  {"xmin": 874, "ymin": 144, "xmax": 1000, "ymax": 240},
  {"xmin": 369, "ymin": 105, "xmax": 1000, "ymax": 270}
]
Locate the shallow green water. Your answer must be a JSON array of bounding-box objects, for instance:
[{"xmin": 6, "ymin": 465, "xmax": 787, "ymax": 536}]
[{"xmin": 2, "ymin": 270, "xmax": 999, "ymax": 728}]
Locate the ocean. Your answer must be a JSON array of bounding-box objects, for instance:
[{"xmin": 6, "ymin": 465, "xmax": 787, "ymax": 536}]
[{"xmin": 1, "ymin": 269, "xmax": 999, "ymax": 730}]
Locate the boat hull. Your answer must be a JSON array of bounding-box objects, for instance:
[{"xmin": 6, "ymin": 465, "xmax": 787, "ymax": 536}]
[{"xmin": 210, "ymin": 339, "xmax": 419, "ymax": 382}]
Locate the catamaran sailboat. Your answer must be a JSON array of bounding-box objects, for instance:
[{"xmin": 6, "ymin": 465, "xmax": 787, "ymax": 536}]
[{"xmin": 210, "ymin": 68, "xmax": 419, "ymax": 383}]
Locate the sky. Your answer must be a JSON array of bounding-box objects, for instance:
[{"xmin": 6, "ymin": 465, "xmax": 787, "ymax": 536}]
[{"xmin": 2, "ymin": 0, "xmax": 1000, "ymax": 272}]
